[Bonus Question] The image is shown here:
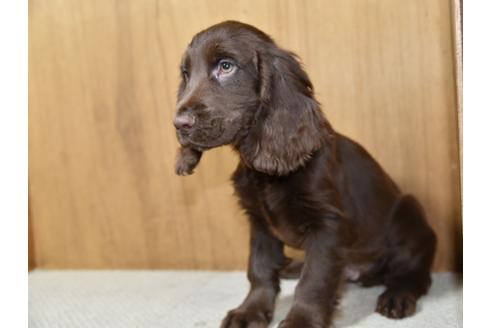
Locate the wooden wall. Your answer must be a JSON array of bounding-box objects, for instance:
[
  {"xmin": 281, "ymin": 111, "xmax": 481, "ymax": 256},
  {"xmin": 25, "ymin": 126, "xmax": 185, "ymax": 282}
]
[{"xmin": 29, "ymin": 0, "xmax": 461, "ymax": 271}]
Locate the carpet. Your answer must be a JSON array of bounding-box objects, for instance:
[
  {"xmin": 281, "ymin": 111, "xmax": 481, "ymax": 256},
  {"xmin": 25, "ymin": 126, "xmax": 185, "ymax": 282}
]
[{"xmin": 29, "ymin": 271, "xmax": 462, "ymax": 327}]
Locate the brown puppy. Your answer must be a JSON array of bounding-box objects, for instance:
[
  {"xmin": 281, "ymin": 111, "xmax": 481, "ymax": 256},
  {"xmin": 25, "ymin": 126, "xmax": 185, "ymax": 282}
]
[{"xmin": 173, "ymin": 21, "xmax": 436, "ymax": 328}]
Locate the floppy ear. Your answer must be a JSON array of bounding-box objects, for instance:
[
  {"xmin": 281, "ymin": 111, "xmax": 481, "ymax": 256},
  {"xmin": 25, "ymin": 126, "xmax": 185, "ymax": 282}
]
[
  {"xmin": 240, "ymin": 47, "xmax": 331, "ymax": 175},
  {"xmin": 175, "ymin": 146, "xmax": 202, "ymax": 176}
]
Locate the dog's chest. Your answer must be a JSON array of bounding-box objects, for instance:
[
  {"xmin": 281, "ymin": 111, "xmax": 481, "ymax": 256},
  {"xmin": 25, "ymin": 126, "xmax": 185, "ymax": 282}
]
[
  {"xmin": 259, "ymin": 197, "xmax": 305, "ymax": 248},
  {"xmin": 235, "ymin": 173, "xmax": 308, "ymax": 249}
]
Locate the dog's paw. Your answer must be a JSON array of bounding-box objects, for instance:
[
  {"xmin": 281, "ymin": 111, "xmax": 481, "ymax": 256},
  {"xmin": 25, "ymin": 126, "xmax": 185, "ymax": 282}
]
[
  {"xmin": 278, "ymin": 317, "xmax": 324, "ymax": 328},
  {"xmin": 376, "ymin": 289, "xmax": 417, "ymax": 319},
  {"xmin": 220, "ymin": 308, "xmax": 272, "ymax": 328},
  {"xmin": 175, "ymin": 147, "xmax": 202, "ymax": 176},
  {"xmin": 278, "ymin": 319, "xmax": 323, "ymax": 328},
  {"xmin": 278, "ymin": 306, "xmax": 326, "ymax": 328}
]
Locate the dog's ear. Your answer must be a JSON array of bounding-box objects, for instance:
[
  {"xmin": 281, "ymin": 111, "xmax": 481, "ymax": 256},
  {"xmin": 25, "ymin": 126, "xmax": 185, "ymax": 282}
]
[
  {"xmin": 175, "ymin": 146, "xmax": 202, "ymax": 176},
  {"xmin": 240, "ymin": 47, "xmax": 331, "ymax": 175}
]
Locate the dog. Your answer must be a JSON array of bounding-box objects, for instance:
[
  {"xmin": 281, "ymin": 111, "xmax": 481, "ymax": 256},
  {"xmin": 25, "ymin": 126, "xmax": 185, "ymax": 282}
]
[{"xmin": 173, "ymin": 21, "xmax": 437, "ymax": 328}]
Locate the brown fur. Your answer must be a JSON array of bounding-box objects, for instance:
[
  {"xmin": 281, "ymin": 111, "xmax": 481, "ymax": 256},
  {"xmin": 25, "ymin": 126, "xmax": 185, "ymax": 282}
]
[{"xmin": 173, "ymin": 21, "xmax": 437, "ymax": 328}]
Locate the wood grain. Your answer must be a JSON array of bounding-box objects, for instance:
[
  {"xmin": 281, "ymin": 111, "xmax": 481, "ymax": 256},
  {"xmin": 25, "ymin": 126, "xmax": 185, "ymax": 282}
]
[
  {"xmin": 451, "ymin": 0, "xmax": 463, "ymax": 271},
  {"xmin": 29, "ymin": 0, "xmax": 461, "ymax": 271}
]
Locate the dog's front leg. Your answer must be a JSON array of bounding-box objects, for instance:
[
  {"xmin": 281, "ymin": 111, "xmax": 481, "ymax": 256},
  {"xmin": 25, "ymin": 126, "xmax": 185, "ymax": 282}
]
[
  {"xmin": 221, "ymin": 216, "xmax": 285, "ymax": 328},
  {"xmin": 279, "ymin": 227, "xmax": 344, "ymax": 328}
]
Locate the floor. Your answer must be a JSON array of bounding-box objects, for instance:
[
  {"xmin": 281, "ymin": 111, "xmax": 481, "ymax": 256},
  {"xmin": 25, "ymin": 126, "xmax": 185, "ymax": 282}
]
[{"xmin": 29, "ymin": 271, "xmax": 462, "ymax": 327}]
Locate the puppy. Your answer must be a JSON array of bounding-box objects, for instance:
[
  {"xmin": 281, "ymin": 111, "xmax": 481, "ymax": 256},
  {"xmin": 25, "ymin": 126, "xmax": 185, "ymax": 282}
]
[{"xmin": 173, "ymin": 21, "xmax": 436, "ymax": 328}]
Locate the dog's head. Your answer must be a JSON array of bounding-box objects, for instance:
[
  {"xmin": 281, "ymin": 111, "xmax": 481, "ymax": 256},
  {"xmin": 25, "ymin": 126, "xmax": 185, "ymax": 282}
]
[{"xmin": 174, "ymin": 21, "xmax": 330, "ymax": 175}]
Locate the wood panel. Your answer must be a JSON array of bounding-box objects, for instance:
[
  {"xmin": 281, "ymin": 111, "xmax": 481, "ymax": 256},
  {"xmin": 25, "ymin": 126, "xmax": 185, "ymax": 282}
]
[{"xmin": 29, "ymin": 0, "xmax": 461, "ymax": 271}]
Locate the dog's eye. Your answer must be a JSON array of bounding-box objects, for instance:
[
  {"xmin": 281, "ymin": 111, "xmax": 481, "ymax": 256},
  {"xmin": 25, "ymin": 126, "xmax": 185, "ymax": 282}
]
[
  {"xmin": 220, "ymin": 61, "xmax": 233, "ymax": 72},
  {"xmin": 217, "ymin": 60, "xmax": 236, "ymax": 77},
  {"xmin": 181, "ymin": 69, "xmax": 189, "ymax": 81}
]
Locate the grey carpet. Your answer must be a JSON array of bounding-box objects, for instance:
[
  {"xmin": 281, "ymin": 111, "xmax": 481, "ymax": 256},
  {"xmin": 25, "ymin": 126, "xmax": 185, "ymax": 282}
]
[{"xmin": 29, "ymin": 271, "xmax": 462, "ymax": 327}]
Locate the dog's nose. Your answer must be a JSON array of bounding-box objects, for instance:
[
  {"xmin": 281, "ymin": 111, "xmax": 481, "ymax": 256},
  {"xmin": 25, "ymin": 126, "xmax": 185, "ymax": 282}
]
[{"xmin": 173, "ymin": 114, "xmax": 195, "ymax": 129}]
